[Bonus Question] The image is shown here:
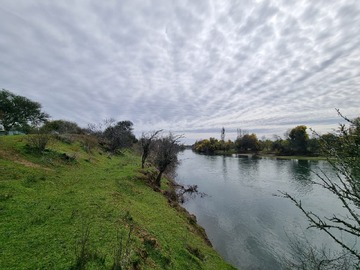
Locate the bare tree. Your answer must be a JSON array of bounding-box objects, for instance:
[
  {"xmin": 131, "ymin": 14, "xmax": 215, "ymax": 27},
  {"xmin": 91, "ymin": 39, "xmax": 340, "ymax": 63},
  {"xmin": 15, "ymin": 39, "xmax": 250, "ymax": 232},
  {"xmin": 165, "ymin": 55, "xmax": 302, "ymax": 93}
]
[
  {"xmin": 280, "ymin": 110, "xmax": 360, "ymax": 268},
  {"xmin": 86, "ymin": 118, "xmax": 115, "ymax": 137},
  {"xmin": 140, "ymin": 130, "xmax": 162, "ymax": 169},
  {"xmin": 283, "ymin": 232, "xmax": 354, "ymax": 270},
  {"xmin": 153, "ymin": 133, "xmax": 183, "ymax": 187}
]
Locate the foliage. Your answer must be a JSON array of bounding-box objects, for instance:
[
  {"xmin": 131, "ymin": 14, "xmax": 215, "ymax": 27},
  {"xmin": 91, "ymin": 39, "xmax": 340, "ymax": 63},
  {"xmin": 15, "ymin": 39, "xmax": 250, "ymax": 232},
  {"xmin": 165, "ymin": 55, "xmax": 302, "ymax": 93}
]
[
  {"xmin": 220, "ymin": 140, "xmax": 234, "ymax": 152},
  {"xmin": 192, "ymin": 126, "xmax": 333, "ymax": 157},
  {"xmin": 0, "ymin": 89, "xmax": 49, "ymax": 133},
  {"xmin": 281, "ymin": 111, "xmax": 360, "ymax": 268},
  {"xmin": 79, "ymin": 135, "xmax": 98, "ymax": 153},
  {"xmin": 235, "ymin": 133, "xmax": 260, "ymax": 153},
  {"xmin": 26, "ymin": 132, "xmax": 51, "ymax": 153},
  {"xmin": 102, "ymin": 120, "xmax": 137, "ymax": 153},
  {"xmin": 153, "ymin": 133, "xmax": 183, "ymax": 187},
  {"xmin": 260, "ymin": 139, "xmax": 273, "ymax": 152},
  {"xmin": 288, "ymin": 125, "xmax": 309, "ymax": 155},
  {"xmin": 307, "ymin": 137, "xmax": 321, "ymax": 156},
  {"xmin": 140, "ymin": 130, "xmax": 162, "ymax": 169},
  {"xmin": 41, "ymin": 119, "xmax": 82, "ymax": 134},
  {"xmin": 193, "ymin": 137, "xmax": 221, "ymax": 154}
]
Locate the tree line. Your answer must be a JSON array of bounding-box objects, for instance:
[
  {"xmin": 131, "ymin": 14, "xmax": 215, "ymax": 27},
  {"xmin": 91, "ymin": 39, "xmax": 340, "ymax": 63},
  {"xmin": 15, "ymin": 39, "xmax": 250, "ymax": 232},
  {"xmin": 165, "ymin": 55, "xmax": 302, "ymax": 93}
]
[{"xmin": 193, "ymin": 124, "xmax": 355, "ymax": 157}]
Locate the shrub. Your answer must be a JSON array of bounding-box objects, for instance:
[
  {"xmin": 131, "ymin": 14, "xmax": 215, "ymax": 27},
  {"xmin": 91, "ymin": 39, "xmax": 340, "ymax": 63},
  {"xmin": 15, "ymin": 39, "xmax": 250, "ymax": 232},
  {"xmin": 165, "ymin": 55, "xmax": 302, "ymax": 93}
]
[{"xmin": 26, "ymin": 133, "xmax": 51, "ymax": 152}]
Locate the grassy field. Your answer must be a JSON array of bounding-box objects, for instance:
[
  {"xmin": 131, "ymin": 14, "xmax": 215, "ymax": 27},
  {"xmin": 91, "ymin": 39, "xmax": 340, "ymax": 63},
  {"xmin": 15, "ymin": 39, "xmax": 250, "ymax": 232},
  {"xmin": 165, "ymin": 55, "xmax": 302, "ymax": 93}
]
[{"xmin": 0, "ymin": 135, "xmax": 235, "ymax": 270}]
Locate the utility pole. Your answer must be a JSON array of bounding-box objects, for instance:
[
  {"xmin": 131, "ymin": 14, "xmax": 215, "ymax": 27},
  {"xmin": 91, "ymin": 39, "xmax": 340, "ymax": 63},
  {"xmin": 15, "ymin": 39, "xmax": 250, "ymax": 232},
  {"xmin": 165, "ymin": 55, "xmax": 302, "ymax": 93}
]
[{"xmin": 221, "ymin": 127, "xmax": 225, "ymax": 141}]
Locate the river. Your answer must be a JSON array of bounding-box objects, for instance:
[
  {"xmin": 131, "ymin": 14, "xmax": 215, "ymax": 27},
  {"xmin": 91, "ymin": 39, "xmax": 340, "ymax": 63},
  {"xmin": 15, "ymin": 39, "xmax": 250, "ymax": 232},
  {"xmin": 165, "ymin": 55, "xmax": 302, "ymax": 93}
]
[{"xmin": 175, "ymin": 150, "xmax": 353, "ymax": 269}]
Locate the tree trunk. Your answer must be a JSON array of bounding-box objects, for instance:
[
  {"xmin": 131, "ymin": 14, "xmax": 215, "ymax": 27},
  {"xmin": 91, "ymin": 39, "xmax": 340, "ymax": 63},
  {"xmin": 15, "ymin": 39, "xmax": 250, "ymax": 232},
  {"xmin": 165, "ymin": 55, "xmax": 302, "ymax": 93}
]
[
  {"xmin": 141, "ymin": 155, "xmax": 145, "ymax": 169},
  {"xmin": 155, "ymin": 171, "xmax": 163, "ymax": 187}
]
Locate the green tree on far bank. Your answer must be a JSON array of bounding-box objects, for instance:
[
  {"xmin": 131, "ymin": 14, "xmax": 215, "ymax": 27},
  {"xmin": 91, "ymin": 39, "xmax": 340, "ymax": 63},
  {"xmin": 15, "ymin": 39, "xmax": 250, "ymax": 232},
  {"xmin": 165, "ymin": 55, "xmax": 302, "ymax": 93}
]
[
  {"xmin": 288, "ymin": 125, "xmax": 309, "ymax": 155},
  {"xmin": 193, "ymin": 137, "xmax": 221, "ymax": 154},
  {"xmin": 235, "ymin": 133, "xmax": 260, "ymax": 153}
]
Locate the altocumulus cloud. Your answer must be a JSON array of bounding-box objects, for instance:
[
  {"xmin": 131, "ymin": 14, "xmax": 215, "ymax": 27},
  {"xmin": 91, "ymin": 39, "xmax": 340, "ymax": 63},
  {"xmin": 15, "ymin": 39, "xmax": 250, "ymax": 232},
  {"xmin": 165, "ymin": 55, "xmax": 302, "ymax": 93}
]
[{"xmin": 0, "ymin": 0, "xmax": 359, "ymax": 142}]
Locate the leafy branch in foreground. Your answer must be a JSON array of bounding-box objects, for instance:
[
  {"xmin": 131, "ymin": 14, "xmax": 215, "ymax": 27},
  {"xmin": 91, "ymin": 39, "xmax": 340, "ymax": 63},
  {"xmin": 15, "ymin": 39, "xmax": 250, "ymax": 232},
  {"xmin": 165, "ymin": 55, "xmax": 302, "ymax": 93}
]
[{"xmin": 280, "ymin": 110, "xmax": 360, "ymax": 268}]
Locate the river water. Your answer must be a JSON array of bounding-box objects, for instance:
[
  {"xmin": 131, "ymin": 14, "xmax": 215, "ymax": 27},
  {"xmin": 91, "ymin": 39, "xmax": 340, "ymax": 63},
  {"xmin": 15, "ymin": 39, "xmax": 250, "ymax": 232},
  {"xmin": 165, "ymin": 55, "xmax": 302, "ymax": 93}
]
[{"xmin": 175, "ymin": 150, "xmax": 353, "ymax": 269}]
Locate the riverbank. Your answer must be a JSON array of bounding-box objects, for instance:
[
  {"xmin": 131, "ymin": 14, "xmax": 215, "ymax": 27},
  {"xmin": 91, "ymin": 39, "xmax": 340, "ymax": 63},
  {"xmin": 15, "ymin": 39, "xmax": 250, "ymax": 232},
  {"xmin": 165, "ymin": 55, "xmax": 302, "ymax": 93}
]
[
  {"xmin": 0, "ymin": 135, "xmax": 235, "ymax": 269},
  {"xmin": 205, "ymin": 149, "xmax": 327, "ymax": 161},
  {"xmin": 260, "ymin": 154, "xmax": 327, "ymax": 161}
]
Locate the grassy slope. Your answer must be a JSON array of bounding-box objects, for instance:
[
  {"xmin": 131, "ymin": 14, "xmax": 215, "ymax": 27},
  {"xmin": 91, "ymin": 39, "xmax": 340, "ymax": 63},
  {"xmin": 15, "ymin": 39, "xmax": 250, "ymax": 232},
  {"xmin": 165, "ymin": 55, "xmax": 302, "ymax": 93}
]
[{"xmin": 0, "ymin": 135, "xmax": 235, "ymax": 270}]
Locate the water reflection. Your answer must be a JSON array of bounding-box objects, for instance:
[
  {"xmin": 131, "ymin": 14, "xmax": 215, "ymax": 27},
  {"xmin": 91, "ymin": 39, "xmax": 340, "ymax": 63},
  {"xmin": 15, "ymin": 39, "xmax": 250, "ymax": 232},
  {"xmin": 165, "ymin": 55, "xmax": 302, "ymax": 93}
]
[
  {"xmin": 236, "ymin": 155, "xmax": 260, "ymax": 182},
  {"xmin": 289, "ymin": 160, "xmax": 313, "ymax": 194},
  {"xmin": 292, "ymin": 160, "xmax": 311, "ymax": 180},
  {"xmin": 222, "ymin": 156, "xmax": 228, "ymax": 176}
]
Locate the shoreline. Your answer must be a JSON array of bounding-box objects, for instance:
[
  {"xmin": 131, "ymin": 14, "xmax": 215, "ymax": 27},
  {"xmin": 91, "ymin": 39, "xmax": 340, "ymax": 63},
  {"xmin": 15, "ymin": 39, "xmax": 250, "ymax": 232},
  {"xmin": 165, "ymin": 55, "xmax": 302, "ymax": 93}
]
[{"xmin": 193, "ymin": 149, "xmax": 327, "ymax": 161}]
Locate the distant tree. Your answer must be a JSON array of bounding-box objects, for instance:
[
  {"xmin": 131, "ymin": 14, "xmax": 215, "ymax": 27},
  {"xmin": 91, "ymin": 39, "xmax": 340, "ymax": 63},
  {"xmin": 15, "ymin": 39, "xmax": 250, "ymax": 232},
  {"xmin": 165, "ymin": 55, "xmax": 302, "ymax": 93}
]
[
  {"xmin": 103, "ymin": 120, "xmax": 136, "ymax": 153},
  {"xmin": 307, "ymin": 136, "xmax": 321, "ymax": 156},
  {"xmin": 193, "ymin": 137, "xmax": 220, "ymax": 154},
  {"xmin": 288, "ymin": 125, "xmax": 309, "ymax": 155},
  {"xmin": 281, "ymin": 111, "xmax": 360, "ymax": 268},
  {"xmin": 320, "ymin": 133, "xmax": 339, "ymax": 146},
  {"xmin": 140, "ymin": 130, "xmax": 162, "ymax": 169},
  {"xmin": 41, "ymin": 120, "xmax": 82, "ymax": 134},
  {"xmin": 153, "ymin": 133, "xmax": 183, "ymax": 187},
  {"xmin": 0, "ymin": 89, "xmax": 49, "ymax": 133},
  {"xmin": 235, "ymin": 133, "xmax": 260, "ymax": 153},
  {"xmin": 224, "ymin": 140, "xmax": 234, "ymax": 152},
  {"xmin": 271, "ymin": 138, "xmax": 291, "ymax": 155},
  {"xmin": 260, "ymin": 139, "xmax": 273, "ymax": 153}
]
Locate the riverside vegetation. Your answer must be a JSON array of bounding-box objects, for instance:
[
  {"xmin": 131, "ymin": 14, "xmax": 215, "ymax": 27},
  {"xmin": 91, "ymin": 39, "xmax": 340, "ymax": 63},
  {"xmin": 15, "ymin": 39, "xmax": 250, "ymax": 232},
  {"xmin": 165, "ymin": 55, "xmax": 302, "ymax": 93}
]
[
  {"xmin": 193, "ymin": 124, "xmax": 339, "ymax": 159},
  {"xmin": 0, "ymin": 134, "xmax": 235, "ymax": 269}
]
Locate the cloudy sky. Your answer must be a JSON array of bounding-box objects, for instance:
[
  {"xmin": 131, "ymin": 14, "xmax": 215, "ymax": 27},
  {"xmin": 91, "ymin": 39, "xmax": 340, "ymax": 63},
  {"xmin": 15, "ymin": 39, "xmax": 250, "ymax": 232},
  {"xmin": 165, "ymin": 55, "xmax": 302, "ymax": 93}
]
[{"xmin": 1, "ymin": 0, "xmax": 359, "ymax": 143}]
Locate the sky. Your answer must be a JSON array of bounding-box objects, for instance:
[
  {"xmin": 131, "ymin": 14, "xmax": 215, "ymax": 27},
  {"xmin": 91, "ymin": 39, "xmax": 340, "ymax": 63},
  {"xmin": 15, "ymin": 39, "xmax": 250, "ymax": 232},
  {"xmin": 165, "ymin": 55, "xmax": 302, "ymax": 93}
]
[{"xmin": 1, "ymin": 0, "xmax": 360, "ymax": 143}]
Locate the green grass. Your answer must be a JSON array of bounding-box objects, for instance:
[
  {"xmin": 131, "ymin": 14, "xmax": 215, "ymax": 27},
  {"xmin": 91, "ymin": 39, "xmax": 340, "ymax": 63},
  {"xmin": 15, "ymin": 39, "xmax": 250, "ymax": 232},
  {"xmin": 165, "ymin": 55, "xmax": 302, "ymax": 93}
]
[{"xmin": 0, "ymin": 135, "xmax": 235, "ymax": 270}]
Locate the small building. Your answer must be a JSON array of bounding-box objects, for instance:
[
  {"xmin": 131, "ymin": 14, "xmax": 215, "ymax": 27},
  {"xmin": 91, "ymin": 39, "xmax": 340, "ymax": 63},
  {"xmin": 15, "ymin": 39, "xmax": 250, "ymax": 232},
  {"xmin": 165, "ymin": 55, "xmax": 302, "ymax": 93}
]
[
  {"xmin": 0, "ymin": 127, "xmax": 25, "ymax": 136},
  {"xmin": 8, "ymin": 130, "xmax": 25, "ymax": 135}
]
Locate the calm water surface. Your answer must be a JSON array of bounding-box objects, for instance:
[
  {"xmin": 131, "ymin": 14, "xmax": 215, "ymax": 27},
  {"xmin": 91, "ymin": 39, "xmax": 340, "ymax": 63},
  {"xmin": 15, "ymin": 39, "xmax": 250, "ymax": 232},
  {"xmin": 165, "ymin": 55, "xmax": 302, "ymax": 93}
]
[{"xmin": 176, "ymin": 150, "xmax": 350, "ymax": 270}]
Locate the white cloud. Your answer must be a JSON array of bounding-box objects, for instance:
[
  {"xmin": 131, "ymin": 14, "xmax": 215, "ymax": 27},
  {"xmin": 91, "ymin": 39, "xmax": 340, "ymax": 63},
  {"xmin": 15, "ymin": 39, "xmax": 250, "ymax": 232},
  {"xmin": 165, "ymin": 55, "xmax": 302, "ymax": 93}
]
[{"xmin": 0, "ymin": 0, "xmax": 359, "ymax": 142}]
